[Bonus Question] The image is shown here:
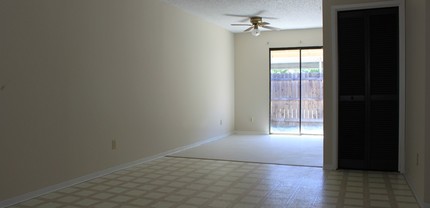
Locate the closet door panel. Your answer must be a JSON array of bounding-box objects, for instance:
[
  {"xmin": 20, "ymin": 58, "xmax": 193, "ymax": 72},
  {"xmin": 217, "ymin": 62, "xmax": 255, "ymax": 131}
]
[
  {"xmin": 338, "ymin": 101, "xmax": 366, "ymax": 169},
  {"xmin": 338, "ymin": 13, "xmax": 366, "ymax": 96},
  {"xmin": 368, "ymin": 8, "xmax": 399, "ymax": 171},
  {"xmin": 369, "ymin": 10, "xmax": 399, "ymax": 96},
  {"xmin": 369, "ymin": 100, "xmax": 398, "ymax": 170},
  {"xmin": 338, "ymin": 10, "xmax": 367, "ymax": 169}
]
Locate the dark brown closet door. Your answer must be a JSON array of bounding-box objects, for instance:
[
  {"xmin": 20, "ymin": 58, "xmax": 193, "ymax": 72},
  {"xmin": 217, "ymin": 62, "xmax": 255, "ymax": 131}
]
[
  {"xmin": 338, "ymin": 7, "xmax": 399, "ymax": 171},
  {"xmin": 338, "ymin": 10, "xmax": 367, "ymax": 169}
]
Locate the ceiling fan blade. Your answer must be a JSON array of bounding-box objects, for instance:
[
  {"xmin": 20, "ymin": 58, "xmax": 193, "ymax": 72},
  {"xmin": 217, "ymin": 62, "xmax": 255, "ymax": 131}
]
[
  {"xmin": 225, "ymin": 14, "xmax": 251, "ymax": 18},
  {"xmin": 260, "ymin": 16, "xmax": 278, "ymax": 20},
  {"xmin": 231, "ymin": 23, "xmax": 252, "ymax": 26},
  {"xmin": 239, "ymin": 18, "xmax": 249, "ymax": 23},
  {"xmin": 261, "ymin": 22, "xmax": 271, "ymax": 25},
  {"xmin": 225, "ymin": 10, "xmax": 277, "ymax": 23},
  {"xmin": 244, "ymin": 26, "xmax": 254, "ymax": 32},
  {"xmin": 253, "ymin": 10, "xmax": 265, "ymax": 17},
  {"xmin": 228, "ymin": 16, "xmax": 250, "ymax": 23},
  {"xmin": 224, "ymin": 14, "xmax": 250, "ymax": 22},
  {"xmin": 262, "ymin": 25, "xmax": 281, "ymax": 31}
]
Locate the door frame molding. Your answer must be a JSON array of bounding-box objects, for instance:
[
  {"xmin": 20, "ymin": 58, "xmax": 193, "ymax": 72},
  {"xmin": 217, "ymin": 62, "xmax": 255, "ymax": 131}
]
[
  {"xmin": 330, "ymin": 0, "xmax": 405, "ymax": 173},
  {"xmin": 269, "ymin": 46, "xmax": 324, "ymax": 135}
]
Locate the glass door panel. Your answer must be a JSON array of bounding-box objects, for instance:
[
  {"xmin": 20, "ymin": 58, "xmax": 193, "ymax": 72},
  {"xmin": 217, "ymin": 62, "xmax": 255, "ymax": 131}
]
[
  {"xmin": 270, "ymin": 49, "xmax": 300, "ymax": 134},
  {"xmin": 301, "ymin": 49, "xmax": 324, "ymax": 134}
]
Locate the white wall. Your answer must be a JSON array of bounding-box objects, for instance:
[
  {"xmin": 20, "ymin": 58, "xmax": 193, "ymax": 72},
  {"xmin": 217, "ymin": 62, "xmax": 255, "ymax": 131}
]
[
  {"xmin": 0, "ymin": 0, "xmax": 234, "ymax": 200},
  {"xmin": 404, "ymin": 0, "xmax": 427, "ymax": 204},
  {"xmin": 426, "ymin": 1, "xmax": 430, "ymax": 204},
  {"xmin": 234, "ymin": 28, "xmax": 323, "ymax": 134},
  {"xmin": 424, "ymin": 1, "xmax": 430, "ymax": 203}
]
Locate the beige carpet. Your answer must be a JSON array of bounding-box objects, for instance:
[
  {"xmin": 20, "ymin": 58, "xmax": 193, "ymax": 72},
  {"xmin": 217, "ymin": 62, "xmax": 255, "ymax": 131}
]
[{"xmin": 169, "ymin": 134, "xmax": 323, "ymax": 167}]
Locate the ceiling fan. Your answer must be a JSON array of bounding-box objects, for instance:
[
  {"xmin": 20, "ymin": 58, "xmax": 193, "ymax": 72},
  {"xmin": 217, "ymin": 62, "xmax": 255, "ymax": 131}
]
[{"xmin": 228, "ymin": 13, "xmax": 281, "ymax": 36}]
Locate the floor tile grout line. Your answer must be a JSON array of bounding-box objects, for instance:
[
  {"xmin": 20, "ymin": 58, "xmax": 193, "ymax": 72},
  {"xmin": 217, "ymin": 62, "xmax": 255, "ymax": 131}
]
[
  {"xmin": 363, "ymin": 171, "xmax": 371, "ymax": 208},
  {"xmin": 337, "ymin": 170, "xmax": 348, "ymax": 208},
  {"xmin": 384, "ymin": 173, "xmax": 399, "ymax": 208}
]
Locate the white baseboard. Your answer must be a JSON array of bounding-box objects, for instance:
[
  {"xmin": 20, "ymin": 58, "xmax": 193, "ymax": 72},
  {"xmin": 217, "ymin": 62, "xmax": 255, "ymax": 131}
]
[
  {"xmin": 404, "ymin": 174, "xmax": 430, "ymax": 208},
  {"xmin": 0, "ymin": 132, "xmax": 231, "ymax": 208},
  {"xmin": 166, "ymin": 133, "xmax": 231, "ymax": 155}
]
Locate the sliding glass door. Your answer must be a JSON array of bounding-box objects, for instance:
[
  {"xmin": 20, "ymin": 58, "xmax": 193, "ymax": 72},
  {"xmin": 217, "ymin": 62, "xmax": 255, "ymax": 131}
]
[{"xmin": 270, "ymin": 47, "xmax": 323, "ymax": 134}]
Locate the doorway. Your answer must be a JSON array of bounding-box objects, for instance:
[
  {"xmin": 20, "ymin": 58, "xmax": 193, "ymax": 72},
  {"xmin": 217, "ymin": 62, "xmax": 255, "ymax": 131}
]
[{"xmin": 270, "ymin": 47, "xmax": 324, "ymax": 135}]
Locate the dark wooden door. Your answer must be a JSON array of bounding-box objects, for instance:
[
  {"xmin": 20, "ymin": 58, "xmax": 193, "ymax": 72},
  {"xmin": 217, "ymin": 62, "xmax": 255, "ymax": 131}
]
[{"xmin": 338, "ymin": 7, "xmax": 399, "ymax": 171}]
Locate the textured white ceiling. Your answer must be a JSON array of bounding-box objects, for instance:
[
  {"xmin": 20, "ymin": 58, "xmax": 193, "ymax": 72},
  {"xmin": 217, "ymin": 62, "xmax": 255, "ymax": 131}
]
[{"xmin": 160, "ymin": 0, "xmax": 322, "ymax": 33}]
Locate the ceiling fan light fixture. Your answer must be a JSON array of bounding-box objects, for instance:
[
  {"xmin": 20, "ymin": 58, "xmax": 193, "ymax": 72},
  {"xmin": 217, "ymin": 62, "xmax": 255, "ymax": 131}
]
[{"xmin": 251, "ymin": 28, "xmax": 261, "ymax": 36}]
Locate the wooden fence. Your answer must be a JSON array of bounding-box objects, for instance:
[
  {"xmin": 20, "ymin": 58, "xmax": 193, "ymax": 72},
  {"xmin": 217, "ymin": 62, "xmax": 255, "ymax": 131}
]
[{"xmin": 271, "ymin": 72, "xmax": 323, "ymax": 125}]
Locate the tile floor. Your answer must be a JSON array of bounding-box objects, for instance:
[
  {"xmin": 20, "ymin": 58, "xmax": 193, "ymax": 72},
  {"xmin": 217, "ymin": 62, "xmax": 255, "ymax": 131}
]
[{"xmin": 8, "ymin": 157, "xmax": 419, "ymax": 208}]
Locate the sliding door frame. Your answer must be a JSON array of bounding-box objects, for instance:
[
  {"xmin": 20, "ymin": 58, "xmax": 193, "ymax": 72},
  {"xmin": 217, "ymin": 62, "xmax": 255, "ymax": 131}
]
[{"xmin": 269, "ymin": 46, "xmax": 324, "ymax": 135}]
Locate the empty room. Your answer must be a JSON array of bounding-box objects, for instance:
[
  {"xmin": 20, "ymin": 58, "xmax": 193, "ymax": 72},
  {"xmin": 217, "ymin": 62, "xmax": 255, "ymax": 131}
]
[{"xmin": 1, "ymin": 0, "xmax": 429, "ymax": 208}]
